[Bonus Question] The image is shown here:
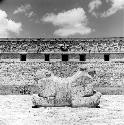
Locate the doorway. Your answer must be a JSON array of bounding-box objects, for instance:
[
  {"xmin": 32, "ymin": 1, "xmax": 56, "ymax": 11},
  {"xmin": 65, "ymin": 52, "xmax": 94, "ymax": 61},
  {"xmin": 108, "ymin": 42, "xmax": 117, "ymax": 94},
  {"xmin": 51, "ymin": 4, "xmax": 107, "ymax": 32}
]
[
  {"xmin": 80, "ymin": 54, "xmax": 86, "ymax": 61},
  {"xmin": 20, "ymin": 54, "xmax": 26, "ymax": 61},
  {"xmin": 62, "ymin": 54, "xmax": 69, "ymax": 61},
  {"xmin": 104, "ymin": 54, "xmax": 110, "ymax": 61}
]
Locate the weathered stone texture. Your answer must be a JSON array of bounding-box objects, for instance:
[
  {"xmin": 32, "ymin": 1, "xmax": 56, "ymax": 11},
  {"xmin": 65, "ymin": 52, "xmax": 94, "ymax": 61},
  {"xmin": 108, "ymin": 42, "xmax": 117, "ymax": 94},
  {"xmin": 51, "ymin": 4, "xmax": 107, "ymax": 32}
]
[
  {"xmin": 38, "ymin": 79, "xmax": 56, "ymax": 97},
  {"xmin": 32, "ymin": 94, "xmax": 54, "ymax": 107},
  {"xmin": 72, "ymin": 91, "xmax": 102, "ymax": 107},
  {"xmin": 32, "ymin": 69, "xmax": 101, "ymax": 107},
  {"xmin": 71, "ymin": 76, "xmax": 94, "ymax": 97}
]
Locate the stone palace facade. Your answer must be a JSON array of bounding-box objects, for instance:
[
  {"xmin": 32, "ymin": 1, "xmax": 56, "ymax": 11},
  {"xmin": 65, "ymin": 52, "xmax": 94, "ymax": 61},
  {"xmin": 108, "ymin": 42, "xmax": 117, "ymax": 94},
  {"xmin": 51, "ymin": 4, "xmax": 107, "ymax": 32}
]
[{"xmin": 0, "ymin": 37, "xmax": 124, "ymax": 62}]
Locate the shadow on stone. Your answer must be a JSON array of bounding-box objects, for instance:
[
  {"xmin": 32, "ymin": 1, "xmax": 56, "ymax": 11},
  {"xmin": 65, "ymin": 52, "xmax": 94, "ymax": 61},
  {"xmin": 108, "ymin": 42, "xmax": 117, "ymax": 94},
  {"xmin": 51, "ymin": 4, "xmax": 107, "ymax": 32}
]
[
  {"xmin": 95, "ymin": 105, "xmax": 100, "ymax": 108},
  {"xmin": 32, "ymin": 105, "xmax": 42, "ymax": 108}
]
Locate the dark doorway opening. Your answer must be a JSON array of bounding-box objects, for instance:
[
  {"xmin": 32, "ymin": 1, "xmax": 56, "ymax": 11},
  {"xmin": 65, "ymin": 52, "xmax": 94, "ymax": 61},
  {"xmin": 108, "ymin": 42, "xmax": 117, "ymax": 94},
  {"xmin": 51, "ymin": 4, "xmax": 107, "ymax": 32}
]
[
  {"xmin": 80, "ymin": 54, "xmax": 86, "ymax": 61},
  {"xmin": 45, "ymin": 54, "xmax": 50, "ymax": 61},
  {"xmin": 104, "ymin": 54, "xmax": 110, "ymax": 61},
  {"xmin": 62, "ymin": 54, "xmax": 69, "ymax": 61},
  {"xmin": 20, "ymin": 54, "xmax": 26, "ymax": 61}
]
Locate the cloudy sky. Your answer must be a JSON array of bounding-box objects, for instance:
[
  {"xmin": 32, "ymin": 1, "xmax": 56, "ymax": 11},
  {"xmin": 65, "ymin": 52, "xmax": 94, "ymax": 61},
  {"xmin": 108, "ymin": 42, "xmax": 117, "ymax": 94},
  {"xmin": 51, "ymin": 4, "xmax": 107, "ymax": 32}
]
[{"xmin": 0, "ymin": 0, "xmax": 123, "ymax": 38}]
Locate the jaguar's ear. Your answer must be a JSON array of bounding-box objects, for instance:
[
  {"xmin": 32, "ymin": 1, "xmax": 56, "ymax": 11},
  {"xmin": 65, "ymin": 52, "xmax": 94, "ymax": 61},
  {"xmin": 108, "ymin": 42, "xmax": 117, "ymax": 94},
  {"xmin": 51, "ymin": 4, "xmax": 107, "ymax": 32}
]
[{"xmin": 88, "ymin": 70, "xmax": 96, "ymax": 77}]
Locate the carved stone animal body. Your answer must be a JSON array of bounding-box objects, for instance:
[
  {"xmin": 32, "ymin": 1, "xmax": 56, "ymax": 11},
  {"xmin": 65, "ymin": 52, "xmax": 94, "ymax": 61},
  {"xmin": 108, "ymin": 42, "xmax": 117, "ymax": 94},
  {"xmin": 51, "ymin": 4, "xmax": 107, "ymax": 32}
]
[{"xmin": 32, "ymin": 68, "xmax": 102, "ymax": 107}]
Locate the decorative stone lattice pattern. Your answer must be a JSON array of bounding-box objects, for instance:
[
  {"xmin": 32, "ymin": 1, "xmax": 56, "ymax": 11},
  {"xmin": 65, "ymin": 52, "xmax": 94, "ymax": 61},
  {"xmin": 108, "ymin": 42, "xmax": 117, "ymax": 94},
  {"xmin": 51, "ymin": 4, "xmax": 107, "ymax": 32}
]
[{"xmin": 0, "ymin": 37, "xmax": 123, "ymax": 53}]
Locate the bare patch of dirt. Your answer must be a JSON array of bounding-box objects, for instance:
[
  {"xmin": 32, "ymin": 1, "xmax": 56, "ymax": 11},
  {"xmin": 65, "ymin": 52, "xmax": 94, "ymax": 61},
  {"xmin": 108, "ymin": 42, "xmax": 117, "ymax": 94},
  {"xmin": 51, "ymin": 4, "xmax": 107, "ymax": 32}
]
[{"xmin": 0, "ymin": 95, "xmax": 124, "ymax": 125}]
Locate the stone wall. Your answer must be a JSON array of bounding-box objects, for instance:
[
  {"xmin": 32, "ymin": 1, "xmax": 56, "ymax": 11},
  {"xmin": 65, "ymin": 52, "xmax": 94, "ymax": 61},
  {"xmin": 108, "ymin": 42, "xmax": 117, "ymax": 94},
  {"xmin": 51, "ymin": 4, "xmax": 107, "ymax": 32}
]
[
  {"xmin": 0, "ymin": 53, "xmax": 124, "ymax": 62},
  {"xmin": 0, "ymin": 61, "xmax": 123, "ymax": 87},
  {"xmin": 0, "ymin": 37, "xmax": 123, "ymax": 62},
  {"xmin": 110, "ymin": 53, "xmax": 124, "ymax": 61}
]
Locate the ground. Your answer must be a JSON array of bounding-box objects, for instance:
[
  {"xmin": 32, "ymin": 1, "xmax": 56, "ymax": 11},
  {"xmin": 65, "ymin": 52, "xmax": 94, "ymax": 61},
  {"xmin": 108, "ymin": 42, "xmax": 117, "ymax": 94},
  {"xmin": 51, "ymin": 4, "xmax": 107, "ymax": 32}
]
[{"xmin": 0, "ymin": 95, "xmax": 124, "ymax": 125}]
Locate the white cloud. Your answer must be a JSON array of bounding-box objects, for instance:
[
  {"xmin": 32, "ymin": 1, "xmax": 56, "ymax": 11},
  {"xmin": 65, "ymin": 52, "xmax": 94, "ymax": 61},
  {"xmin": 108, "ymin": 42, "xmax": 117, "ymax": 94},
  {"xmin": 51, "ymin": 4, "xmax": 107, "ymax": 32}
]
[
  {"xmin": 54, "ymin": 26, "xmax": 91, "ymax": 37},
  {"xmin": 88, "ymin": 0, "xmax": 102, "ymax": 16},
  {"xmin": 13, "ymin": 4, "xmax": 34, "ymax": 18},
  {"xmin": 42, "ymin": 8, "xmax": 92, "ymax": 37},
  {"xmin": 0, "ymin": 9, "xmax": 22, "ymax": 38},
  {"xmin": 101, "ymin": 0, "xmax": 124, "ymax": 17},
  {"xmin": 13, "ymin": 4, "xmax": 31, "ymax": 14}
]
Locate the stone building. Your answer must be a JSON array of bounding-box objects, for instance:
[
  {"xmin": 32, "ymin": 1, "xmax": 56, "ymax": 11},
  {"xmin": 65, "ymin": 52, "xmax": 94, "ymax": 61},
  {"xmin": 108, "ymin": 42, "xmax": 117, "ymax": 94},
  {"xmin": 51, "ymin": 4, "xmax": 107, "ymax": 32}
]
[{"xmin": 0, "ymin": 37, "xmax": 124, "ymax": 62}]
